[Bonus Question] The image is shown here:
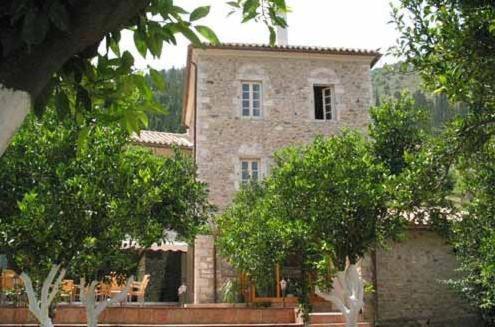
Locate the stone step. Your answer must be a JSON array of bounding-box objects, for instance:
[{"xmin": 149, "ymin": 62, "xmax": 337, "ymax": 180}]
[
  {"xmin": 309, "ymin": 312, "xmax": 345, "ymax": 324},
  {"xmin": 308, "ymin": 312, "xmax": 368, "ymax": 325}
]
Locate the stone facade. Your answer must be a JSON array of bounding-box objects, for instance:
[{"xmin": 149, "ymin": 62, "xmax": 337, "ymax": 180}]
[
  {"xmin": 183, "ymin": 45, "xmax": 478, "ymax": 326},
  {"xmin": 374, "ymin": 228, "xmax": 479, "ymax": 326},
  {"xmin": 188, "ymin": 48, "xmax": 375, "ymax": 304},
  {"xmin": 194, "ymin": 235, "xmax": 215, "ymax": 303},
  {"xmin": 193, "ymin": 50, "xmax": 373, "ymax": 210}
]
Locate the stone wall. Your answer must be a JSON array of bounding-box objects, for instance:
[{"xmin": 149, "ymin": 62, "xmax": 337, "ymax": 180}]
[
  {"xmin": 194, "ymin": 235, "xmax": 215, "ymax": 303},
  {"xmin": 191, "ymin": 50, "xmax": 374, "ymax": 304},
  {"xmin": 375, "ymin": 228, "xmax": 480, "ymax": 326},
  {"xmin": 193, "ymin": 51, "xmax": 373, "ymax": 210}
]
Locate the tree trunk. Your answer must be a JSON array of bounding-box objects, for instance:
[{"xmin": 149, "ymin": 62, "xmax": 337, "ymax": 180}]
[
  {"xmin": 0, "ymin": 85, "xmax": 31, "ymax": 156},
  {"xmin": 315, "ymin": 263, "xmax": 364, "ymax": 327},
  {"xmin": 20, "ymin": 265, "xmax": 66, "ymax": 327},
  {"xmin": 81, "ymin": 276, "xmax": 134, "ymax": 327},
  {"xmin": 0, "ymin": 0, "xmax": 150, "ymax": 156}
]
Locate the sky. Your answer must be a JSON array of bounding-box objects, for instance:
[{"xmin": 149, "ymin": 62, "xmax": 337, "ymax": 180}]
[{"xmin": 119, "ymin": 0, "xmax": 400, "ymax": 70}]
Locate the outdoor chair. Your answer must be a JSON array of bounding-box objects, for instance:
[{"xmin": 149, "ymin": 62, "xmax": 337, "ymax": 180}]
[
  {"xmin": 128, "ymin": 274, "xmax": 150, "ymax": 305},
  {"xmin": 59, "ymin": 279, "xmax": 76, "ymax": 303}
]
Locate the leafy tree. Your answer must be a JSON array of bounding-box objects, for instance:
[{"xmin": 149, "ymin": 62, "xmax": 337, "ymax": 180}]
[
  {"xmin": 217, "ymin": 132, "xmax": 404, "ymax": 318},
  {"xmin": 0, "ymin": 109, "xmax": 211, "ymax": 282},
  {"xmin": 392, "ymin": 0, "xmax": 495, "ymax": 141},
  {"xmin": 446, "ymin": 140, "xmax": 495, "ymax": 323},
  {"xmin": 392, "ymin": 2, "xmax": 495, "ymax": 321},
  {"xmin": 0, "ymin": 0, "xmax": 288, "ymax": 156},
  {"xmin": 370, "ymin": 92, "xmax": 429, "ymax": 175}
]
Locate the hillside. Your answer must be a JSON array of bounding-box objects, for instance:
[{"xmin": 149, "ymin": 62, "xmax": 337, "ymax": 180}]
[{"xmin": 372, "ymin": 63, "xmax": 468, "ymax": 132}]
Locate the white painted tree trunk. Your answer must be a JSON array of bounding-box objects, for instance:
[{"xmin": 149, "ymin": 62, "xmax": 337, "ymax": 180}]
[
  {"xmin": 20, "ymin": 265, "xmax": 66, "ymax": 327},
  {"xmin": 0, "ymin": 85, "xmax": 31, "ymax": 157},
  {"xmin": 80, "ymin": 276, "xmax": 134, "ymax": 327},
  {"xmin": 315, "ymin": 264, "xmax": 364, "ymax": 327}
]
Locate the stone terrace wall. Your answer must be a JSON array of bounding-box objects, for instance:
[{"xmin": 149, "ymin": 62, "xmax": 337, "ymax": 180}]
[{"xmin": 375, "ymin": 229, "xmax": 480, "ymax": 326}]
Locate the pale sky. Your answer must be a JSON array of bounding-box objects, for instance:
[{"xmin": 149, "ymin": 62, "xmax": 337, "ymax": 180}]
[{"xmin": 119, "ymin": 0, "xmax": 400, "ymax": 70}]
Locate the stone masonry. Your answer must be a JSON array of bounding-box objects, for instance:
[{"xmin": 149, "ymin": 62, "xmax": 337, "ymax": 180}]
[
  {"xmin": 375, "ymin": 228, "xmax": 479, "ymax": 326},
  {"xmin": 194, "ymin": 51, "xmax": 373, "ymax": 211},
  {"xmin": 194, "ymin": 235, "xmax": 215, "ymax": 303}
]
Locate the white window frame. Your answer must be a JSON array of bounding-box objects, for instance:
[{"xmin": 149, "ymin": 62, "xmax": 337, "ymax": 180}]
[
  {"xmin": 314, "ymin": 85, "xmax": 336, "ymax": 121},
  {"xmin": 241, "ymin": 82, "xmax": 262, "ymax": 118},
  {"xmin": 240, "ymin": 159, "xmax": 261, "ymax": 184}
]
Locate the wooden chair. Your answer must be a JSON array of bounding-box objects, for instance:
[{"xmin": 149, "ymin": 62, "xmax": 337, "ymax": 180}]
[
  {"xmin": 59, "ymin": 279, "xmax": 76, "ymax": 303},
  {"xmin": 1, "ymin": 270, "xmax": 17, "ymax": 290},
  {"xmin": 128, "ymin": 274, "xmax": 150, "ymax": 305}
]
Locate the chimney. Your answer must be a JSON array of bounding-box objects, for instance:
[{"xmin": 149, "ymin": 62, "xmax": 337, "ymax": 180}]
[{"xmin": 276, "ymin": 12, "xmax": 288, "ymax": 46}]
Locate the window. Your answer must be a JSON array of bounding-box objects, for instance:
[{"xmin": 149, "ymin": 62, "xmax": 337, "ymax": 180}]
[
  {"xmin": 242, "ymin": 82, "xmax": 262, "ymax": 117},
  {"xmin": 314, "ymin": 85, "xmax": 334, "ymax": 120},
  {"xmin": 240, "ymin": 159, "xmax": 260, "ymax": 184}
]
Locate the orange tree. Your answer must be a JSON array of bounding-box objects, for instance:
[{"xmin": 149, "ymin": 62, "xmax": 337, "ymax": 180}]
[{"xmin": 0, "ymin": 0, "xmax": 289, "ymax": 156}]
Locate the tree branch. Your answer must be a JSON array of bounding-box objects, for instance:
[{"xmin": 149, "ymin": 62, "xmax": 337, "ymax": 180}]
[{"xmin": 0, "ymin": 0, "xmax": 150, "ymax": 99}]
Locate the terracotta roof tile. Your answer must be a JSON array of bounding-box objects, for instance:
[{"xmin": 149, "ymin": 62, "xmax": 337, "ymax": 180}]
[
  {"xmin": 131, "ymin": 130, "xmax": 192, "ymax": 148},
  {"xmin": 196, "ymin": 42, "xmax": 381, "ymax": 57}
]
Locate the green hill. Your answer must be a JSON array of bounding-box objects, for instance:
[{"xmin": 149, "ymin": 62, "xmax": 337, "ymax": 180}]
[{"xmin": 372, "ymin": 63, "xmax": 468, "ymax": 132}]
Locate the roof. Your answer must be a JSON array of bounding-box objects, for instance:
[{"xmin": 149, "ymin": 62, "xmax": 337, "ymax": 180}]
[
  {"xmin": 196, "ymin": 42, "xmax": 381, "ymax": 63},
  {"xmin": 131, "ymin": 130, "xmax": 192, "ymax": 148}
]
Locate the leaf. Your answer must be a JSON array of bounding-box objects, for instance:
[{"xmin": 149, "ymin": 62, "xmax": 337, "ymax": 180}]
[
  {"xmin": 22, "ymin": 7, "xmax": 49, "ymax": 45},
  {"xmin": 76, "ymin": 126, "xmax": 90, "ymax": 156},
  {"xmin": 150, "ymin": 68, "xmax": 166, "ymax": 91},
  {"xmin": 190, "ymin": 6, "xmax": 210, "ymax": 21},
  {"xmin": 227, "ymin": 1, "xmax": 240, "ymax": 8},
  {"xmin": 175, "ymin": 23, "xmax": 203, "ymax": 46},
  {"xmin": 133, "ymin": 31, "xmax": 148, "ymax": 58},
  {"xmin": 55, "ymin": 91, "xmax": 71, "ymax": 119},
  {"xmin": 48, "ymin": 1, "xmax": 70, "ymax": 31},
  {"xmin": 76, "ymin": 86, "xmax": 92, "ymax": 112},
  {"xmin": 195, "ymin": 25, "xmax": 220, "ymax": 44},
  {"xmin": 269, "ymin": 26, "xmax": 276, "ymax": 46}
]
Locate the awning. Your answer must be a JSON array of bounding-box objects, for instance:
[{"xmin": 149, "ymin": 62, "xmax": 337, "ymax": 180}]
[{"xmin": 121, "ymin": 240, "xmax": 188, "ymax": 253}]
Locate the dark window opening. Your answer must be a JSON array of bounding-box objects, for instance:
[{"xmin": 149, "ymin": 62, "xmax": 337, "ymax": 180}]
[{"xmin": 313, "ymin": 85, "xmax": 333, "ymax": 120}]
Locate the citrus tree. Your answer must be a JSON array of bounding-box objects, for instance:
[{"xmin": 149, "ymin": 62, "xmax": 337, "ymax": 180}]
[
  {"xmin": 0, "ymin": 0, "xmax": 289, "ymax": 156},
  {"xmin": 217, "ymin": 132, "xmax": 404, "ymax": 319}
]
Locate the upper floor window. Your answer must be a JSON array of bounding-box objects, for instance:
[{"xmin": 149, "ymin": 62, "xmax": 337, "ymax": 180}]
[
  {"xmin": 314, "ymin": 85, "xmax": 334, "ymax": 121},
  {"xmin": 241, "ymin": 159, "xmax": 260, "ymax": 184},
  {"xmin": 242, "ymin": 82, "xmax": 262, "ymax": 117}
]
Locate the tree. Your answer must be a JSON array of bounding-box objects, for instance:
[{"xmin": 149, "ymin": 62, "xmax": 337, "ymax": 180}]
[
  {"xmin": 446, "ymin": 140, "xmax": 495, "ymax": 323},
  {"xmin": 392, "ymin": 2, "xmax": 495, "ymax": 322},
  {"xmin": 392, "ymin": 0, "xmax": 495, "ymax": 142},
  {"xmin": 0, "ymin": 109, "xmax": 211, "ymax": 325},
  {"xmin": 369, "ymin": 92, "xmax": 429, "ymax": 175},
  {"xmin": 217, "ymin": 132, "xmax": 404, "ymax": 320},
  {"xmin": 0, "ymin": 0, "xmax": 288, "ymax": 156}
]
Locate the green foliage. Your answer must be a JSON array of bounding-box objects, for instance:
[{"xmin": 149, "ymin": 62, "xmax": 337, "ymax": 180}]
[
  {"xmin": 370, "ymin": 92, "xmax": 429, "ymax": 175},
  {"xmin": 221, "ymin": 279, "xmax": 243, "ymax": 303},
  {"xmin": 0, "ymin": 0, "xmax": 287, "ymax": 146},
  {"xmin": 392, "ymin": 1, "xmax": 495, "ymax": 321},
  {"xmin": 447, "ymin": 140, "xmax": 495, "ymax": 323},
  {"xmin": 371, "ymin": 63, "xmax": 469, "ymax": 132},
  {"xmin": 146, "ymin": 67, "xmax": 185, "ymax": 133},
  {"xmin": 217, "ymin": 131, "xmax": 404, "ymax": 319},
  {"xmin": 0, "ymin": 109, "xmax": 211, "ymax": 281},
  {"xmin": 392, "ymin": 0, "xmax": 495, "ymax": 138}
]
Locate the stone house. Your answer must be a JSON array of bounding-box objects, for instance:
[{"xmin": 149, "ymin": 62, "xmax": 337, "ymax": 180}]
[{"xmin": 135, "ymin": 34, "xmax": 479, "ymax": 325}]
